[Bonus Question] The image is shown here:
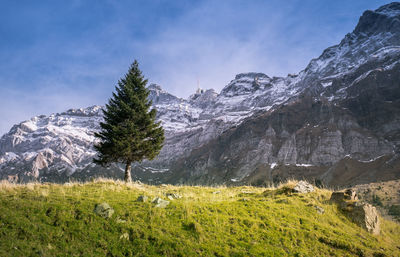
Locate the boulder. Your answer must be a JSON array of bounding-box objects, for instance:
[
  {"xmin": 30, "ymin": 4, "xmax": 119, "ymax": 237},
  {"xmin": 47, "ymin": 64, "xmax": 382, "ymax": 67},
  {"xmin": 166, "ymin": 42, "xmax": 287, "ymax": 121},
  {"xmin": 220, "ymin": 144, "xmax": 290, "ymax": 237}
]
[
  {"xmin": 166, "ymin": 193, "xmax": 182, "ymax": 200},
  {"xmin": 330, "ymin": 190, "xmax": 380, "ymax": 235},
  {"xmin": 152, "ymin": 197, "xmax": 170, "ymax": 208},
  {"xmin": 330, "ymin": 189, "xmax": 358, "ymax": 203},
  {"xmin": 94, "ymin": 203, "xmax": 114, "ymax": 218},
  {"xmin": 137, "ymin": 195, "xmax": 148, "ymax": 202},
  {"xmin": 293, "ymin": 181, "xmax": 314, "ymax": 193},
  {"xmin": 349, "ymin": 203, "xmax": 380, "ymax": 235}
]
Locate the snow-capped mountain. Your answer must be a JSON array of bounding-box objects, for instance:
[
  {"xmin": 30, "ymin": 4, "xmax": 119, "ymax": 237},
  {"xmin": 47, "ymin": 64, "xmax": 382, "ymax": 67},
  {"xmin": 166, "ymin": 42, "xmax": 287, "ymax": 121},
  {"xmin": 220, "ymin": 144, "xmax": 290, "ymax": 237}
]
[{"xmin": 1, "ymin": 3, "xmax": 400, "ymax": 186}]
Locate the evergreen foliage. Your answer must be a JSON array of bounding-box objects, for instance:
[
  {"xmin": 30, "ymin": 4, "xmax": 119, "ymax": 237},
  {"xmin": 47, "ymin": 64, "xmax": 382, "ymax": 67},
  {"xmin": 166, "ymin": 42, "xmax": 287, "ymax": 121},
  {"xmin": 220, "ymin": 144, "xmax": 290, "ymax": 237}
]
[{"xmin": 94, "ymin": 60, "xmax": 164, "ymax": 182}]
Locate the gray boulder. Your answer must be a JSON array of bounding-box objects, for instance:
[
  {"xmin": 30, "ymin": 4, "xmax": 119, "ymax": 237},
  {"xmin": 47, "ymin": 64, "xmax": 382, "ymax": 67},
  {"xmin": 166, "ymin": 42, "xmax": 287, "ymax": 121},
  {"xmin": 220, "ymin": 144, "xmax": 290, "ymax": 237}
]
[
  {"xmin": 293, "ymin": 181, "xmax": 314, "ymax": 193},
  {"xmin": 137, "ymin": 195, "xmax": 148, "ymax": 202},
  {"xmin": 344, "ymin": 202, "xmax": 380, "ymax": 235},
  {"xmin": 94, "ymin": 202, "xmax": 114, "ymax": 218},
  {"xmin": 352, "ymin": 203, "xmax": 380, "ymax": 235},
  {"xmin": 152, "ymin": 197, "xmax": 170, "ymax": 208},
  {"xmin": 166, "ymin": 193, "xmax": 182, "ymax": 200}
]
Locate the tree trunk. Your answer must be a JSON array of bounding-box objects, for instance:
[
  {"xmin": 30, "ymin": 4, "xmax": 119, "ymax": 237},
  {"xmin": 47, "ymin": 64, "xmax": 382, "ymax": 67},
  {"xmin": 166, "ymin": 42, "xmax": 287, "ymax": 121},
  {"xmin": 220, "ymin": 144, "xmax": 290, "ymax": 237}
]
[{"xmin": 124, "ymin": 162, "xmax": 132, "ymax": 183}]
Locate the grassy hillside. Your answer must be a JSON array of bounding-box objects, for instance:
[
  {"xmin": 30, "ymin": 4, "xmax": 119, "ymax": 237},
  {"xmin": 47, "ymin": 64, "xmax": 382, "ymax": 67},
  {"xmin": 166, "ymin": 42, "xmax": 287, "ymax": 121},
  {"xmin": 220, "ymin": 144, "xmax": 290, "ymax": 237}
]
[{"xmin": 0, "ymin": 179, "xmax": 399, "ymax": 257}]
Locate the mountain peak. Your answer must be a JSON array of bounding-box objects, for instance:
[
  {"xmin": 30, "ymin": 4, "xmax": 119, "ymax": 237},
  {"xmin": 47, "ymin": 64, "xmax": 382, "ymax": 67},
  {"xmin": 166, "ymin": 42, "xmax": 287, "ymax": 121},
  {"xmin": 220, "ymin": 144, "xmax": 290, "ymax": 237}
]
[
  {"xmin": 234, "ymin": 72, "xmax": 269, "ymax": 80},
  {"xmin": 147, "ymin": 83, "xmax": 164, "ymax": 92},
  {"xmin": 354, "ymin": 2, "xmax": 400, "ymax": 35},
  {"xmin": 62, "ymin": 105, "xmax": 102, "ymax": 117},
  {"xmin": 376, "ymin": 2, "xmax": 400, "ymax": 17}
]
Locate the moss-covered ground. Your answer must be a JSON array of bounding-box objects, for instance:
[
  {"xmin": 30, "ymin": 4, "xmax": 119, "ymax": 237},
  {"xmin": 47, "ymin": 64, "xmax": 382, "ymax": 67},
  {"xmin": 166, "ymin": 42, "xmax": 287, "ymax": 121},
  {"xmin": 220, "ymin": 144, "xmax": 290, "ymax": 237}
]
[{"xmin": 0, "ymin": 179, "xmax": 399, "ymax": 256}]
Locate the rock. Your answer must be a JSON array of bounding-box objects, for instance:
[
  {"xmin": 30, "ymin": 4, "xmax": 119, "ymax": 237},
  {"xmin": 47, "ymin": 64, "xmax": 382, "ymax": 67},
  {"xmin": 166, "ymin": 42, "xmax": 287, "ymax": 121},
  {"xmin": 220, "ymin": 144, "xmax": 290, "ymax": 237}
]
[
  {"xmin": 116, "ymin": 217, "xmax": 127, "ymax": 223},
  {"xmin": 166, "ymin": 193, "xmax": 182, "ymax": 200},
  {"xmin": 293, "ymin": 181, "xmax": 314, "ymax": 193},
  {"xmin": 120, "ymin": 233, "xmax": 129, "ymax": 240},
  {"xmin": 349, "ymin": 203, "xmax": 380, "ymax": 235},
  {"xmin": 94, "ymin": 203, "xmax": 114, "ymax": 218},
  {"xmin": 330, "ymin": 190, "xmax": 380, "ymax": 234},
  {"xmin": 344, "ymin": 189, "xmax": 358, "ymax": 200},
  {"xmin": 137, "ymin": 195, "xmax": 148, "ymax": 202},
  {"xmin": 314, "ymin": 205, "xmax": 325, "ymax": 214},
  {"xmin": 152, "ymin": 197, "xmax": 170, "ymax": 208},
  {"xmin": 330, "ymin": 189, "xmax": 358, "ymax": 203},
  {"xmin": 213, "ymin": 191, "xmax": 221, "ymax": 194}
]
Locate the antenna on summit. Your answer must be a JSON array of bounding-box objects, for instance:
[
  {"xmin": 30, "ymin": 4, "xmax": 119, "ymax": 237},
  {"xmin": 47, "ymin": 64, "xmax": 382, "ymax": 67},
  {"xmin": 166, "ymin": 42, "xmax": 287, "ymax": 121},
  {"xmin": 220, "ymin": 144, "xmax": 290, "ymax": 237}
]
[{"xmin": 196, "ymin": 78, "xmax": 203, "ymax": 94}]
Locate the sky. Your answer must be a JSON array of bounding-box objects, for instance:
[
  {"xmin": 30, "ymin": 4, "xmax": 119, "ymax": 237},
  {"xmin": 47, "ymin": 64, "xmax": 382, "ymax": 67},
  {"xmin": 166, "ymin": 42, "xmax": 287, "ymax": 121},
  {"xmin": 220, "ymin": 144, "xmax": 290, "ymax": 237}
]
[{"xmin": 0, "ymin": 0, "xmax": 391, "ymax": 135}]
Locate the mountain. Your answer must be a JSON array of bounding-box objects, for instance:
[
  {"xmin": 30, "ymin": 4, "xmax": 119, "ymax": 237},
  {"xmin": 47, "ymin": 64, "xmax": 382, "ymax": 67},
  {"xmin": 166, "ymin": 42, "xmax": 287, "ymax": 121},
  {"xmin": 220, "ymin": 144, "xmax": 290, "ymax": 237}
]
[{"xmin": 1, "ymin": 3, "xmax": 400, "ymax": 186}]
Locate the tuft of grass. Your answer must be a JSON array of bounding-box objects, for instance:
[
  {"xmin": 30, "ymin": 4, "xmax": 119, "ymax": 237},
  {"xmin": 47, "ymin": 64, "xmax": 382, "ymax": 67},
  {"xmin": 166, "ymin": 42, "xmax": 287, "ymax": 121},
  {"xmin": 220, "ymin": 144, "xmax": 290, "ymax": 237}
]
[{"xmin": 0, "ymin": 179, "xmax": 399, "ymax": 256}]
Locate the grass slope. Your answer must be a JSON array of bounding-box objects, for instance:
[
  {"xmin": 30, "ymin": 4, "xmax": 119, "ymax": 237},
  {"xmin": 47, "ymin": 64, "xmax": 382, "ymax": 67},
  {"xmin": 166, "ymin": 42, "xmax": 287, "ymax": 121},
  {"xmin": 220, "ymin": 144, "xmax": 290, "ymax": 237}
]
[{"xmin": 0, "ymin": 179, "xmax": 399, "ymax": 257}]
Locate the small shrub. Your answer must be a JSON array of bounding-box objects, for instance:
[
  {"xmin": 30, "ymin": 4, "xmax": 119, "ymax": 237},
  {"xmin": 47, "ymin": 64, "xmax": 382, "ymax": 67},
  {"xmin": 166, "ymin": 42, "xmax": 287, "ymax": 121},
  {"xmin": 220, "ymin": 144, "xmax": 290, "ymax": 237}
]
[
  {"xmin": 372, "ymin": 194, "xmax": 383, "ymax": 207},
  {"xmin": 388, "ymin": 205, "xmax": 400, "ymax": 217}
]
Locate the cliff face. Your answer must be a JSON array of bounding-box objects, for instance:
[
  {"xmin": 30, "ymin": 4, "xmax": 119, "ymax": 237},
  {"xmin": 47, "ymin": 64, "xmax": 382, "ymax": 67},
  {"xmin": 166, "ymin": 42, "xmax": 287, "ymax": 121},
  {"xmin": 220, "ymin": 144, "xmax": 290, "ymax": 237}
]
[{"xmin": 1, "ymin": 3, "xmax": 400, "ymax": 186}]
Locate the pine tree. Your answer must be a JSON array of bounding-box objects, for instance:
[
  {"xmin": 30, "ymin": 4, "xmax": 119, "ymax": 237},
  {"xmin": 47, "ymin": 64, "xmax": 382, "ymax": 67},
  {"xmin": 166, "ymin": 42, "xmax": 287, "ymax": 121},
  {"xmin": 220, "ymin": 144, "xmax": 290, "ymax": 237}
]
[{"xmin": 93, "ymin": 60, "xmax": 165, "ymax": 182}]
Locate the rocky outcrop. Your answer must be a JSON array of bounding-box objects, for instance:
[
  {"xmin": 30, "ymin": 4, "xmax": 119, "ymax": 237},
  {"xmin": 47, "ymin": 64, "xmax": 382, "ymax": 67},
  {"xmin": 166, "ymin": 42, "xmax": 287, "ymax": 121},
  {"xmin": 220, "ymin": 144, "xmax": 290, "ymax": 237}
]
[
  {"xmin": 330, "ymin": 190, "xmax": 380, "ymax": 235},
  {"xmin": 330, "ymin": 189, "xmax": 358, "ymax": 203},
  {"xmin": 293, "ymin": 181, "xmax": 314, "ymax": 193}
]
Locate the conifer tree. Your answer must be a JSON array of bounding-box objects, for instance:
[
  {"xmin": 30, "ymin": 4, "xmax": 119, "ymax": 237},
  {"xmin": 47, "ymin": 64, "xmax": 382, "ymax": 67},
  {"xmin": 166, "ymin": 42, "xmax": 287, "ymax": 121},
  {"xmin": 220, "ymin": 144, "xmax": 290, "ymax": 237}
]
[{"xmin": 94, "ymin": 60, "xmax": 165, "ymax": 182}]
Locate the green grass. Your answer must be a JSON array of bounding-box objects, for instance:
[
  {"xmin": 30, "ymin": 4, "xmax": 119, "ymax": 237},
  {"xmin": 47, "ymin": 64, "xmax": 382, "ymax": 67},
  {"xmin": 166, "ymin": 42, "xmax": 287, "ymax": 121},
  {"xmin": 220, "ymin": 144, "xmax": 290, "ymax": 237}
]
[{"xmin": 0, "ymin": 179, "xmax": 399, "ymax": 256}]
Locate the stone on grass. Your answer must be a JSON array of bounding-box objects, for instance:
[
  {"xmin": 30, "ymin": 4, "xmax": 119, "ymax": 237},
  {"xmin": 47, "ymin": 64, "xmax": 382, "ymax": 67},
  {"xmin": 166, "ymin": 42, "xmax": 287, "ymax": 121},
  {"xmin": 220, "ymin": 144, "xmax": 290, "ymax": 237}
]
[
  {"xmin": 213, "ymin": 191, "xmax": 221, "ymax": 194},
  {"xmin": 94, "ymin": 202, "xmax": 114, "ymax": 218},
  {"xmin": 314, "ymin": 205, "xmax": 325, "ymax": 214},
  {"xmin": 120, "ymin": 233, "xmax": 129, "ymax": 240},
  {"xmin": 137, "ymin": 195, "xmax": 148, "ymax": 202},
  {"xmin": 152, "ymin": 197, "xmax": 170, "ymax": 208},
  {"xmin": 166, "ymin": 193, "xmax": 182, "ymax": 200},
  {"xmin": 293, "ymin": 181, "xmax": 314, "ymax": 193},
  {"xmin": 330, "ymin": 190, "xmax": 380, "ymax": 235},
  {"xmin": 348, "ymin": 203, "xmax": 380, "ymax": 235}
]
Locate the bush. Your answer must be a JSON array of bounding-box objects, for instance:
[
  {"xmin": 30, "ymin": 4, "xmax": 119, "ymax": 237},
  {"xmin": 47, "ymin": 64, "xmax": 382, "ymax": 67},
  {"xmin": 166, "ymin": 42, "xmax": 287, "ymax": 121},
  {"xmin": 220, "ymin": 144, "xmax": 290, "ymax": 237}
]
[
  {"xmin": 372, "ymin": 194, "xmax": 383, "ymax": 207},
  {"xmin": 388, "ymin": 205, "xmax": 400, "ymax": 217}
]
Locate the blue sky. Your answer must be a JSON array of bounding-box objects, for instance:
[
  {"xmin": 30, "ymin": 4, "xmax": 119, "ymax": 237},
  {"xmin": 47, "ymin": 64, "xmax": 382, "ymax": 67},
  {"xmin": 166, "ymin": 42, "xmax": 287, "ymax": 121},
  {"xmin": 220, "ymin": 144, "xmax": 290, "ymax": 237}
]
[{"xmin": 0, "ymin": 0, "xmax": 391, "ymax": 134}]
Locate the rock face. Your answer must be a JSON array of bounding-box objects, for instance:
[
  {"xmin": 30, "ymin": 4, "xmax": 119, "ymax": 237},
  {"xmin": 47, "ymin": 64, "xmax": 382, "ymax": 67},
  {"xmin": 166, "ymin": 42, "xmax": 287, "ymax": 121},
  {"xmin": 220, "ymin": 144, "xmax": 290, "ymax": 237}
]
[{"xmin": 1, "ymin": 3, "xmax": 400, "ymax": 186}]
